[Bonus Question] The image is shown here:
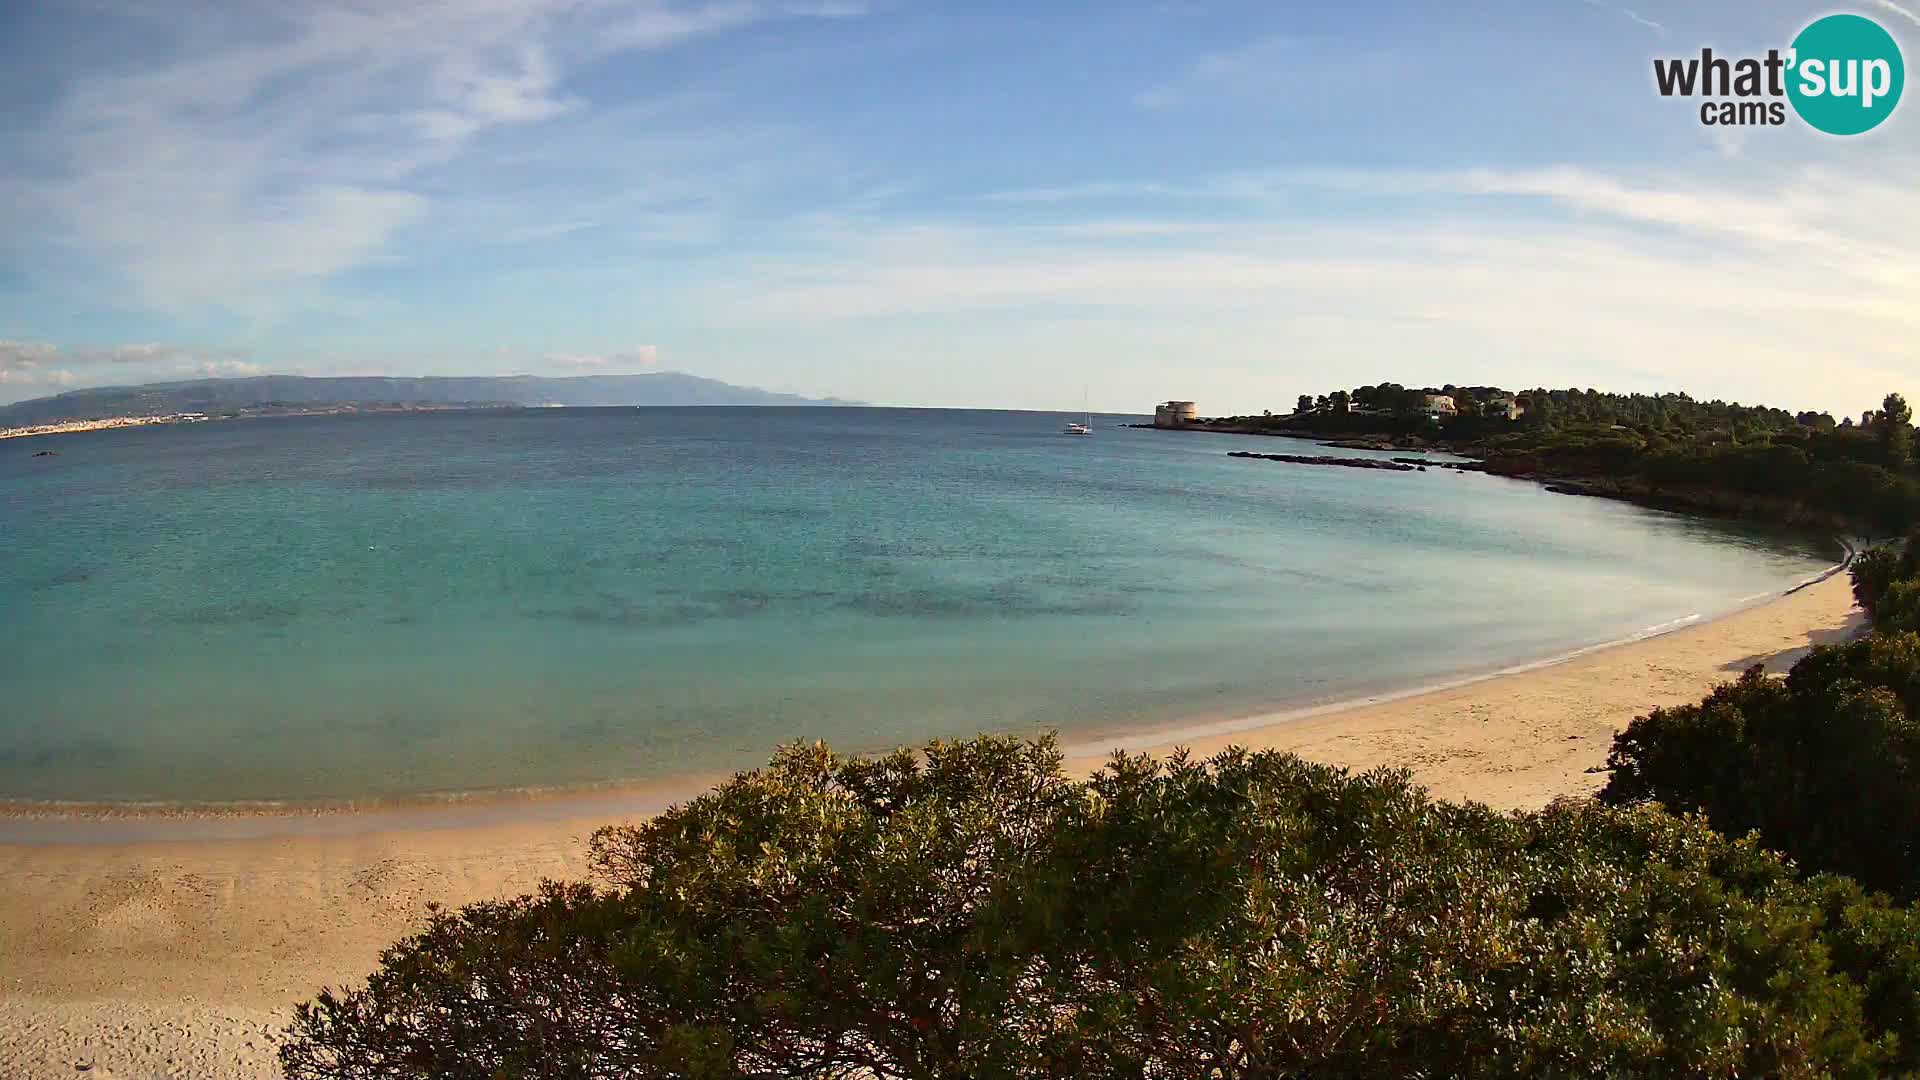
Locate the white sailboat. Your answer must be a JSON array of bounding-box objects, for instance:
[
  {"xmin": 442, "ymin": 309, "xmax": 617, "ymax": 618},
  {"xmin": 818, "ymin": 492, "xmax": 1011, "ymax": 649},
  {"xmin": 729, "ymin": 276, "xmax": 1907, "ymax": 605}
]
[{"xmin": 1063, "ymin": 390, "xmax": 1092, "ymax": 435}]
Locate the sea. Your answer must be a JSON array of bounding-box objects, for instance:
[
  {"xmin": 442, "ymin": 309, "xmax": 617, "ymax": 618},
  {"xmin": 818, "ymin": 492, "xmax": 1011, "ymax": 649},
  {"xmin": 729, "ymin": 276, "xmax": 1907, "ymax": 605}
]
[{"xmin": 0, "ymin": 407, "xmax": 1837, "ymax": 807}]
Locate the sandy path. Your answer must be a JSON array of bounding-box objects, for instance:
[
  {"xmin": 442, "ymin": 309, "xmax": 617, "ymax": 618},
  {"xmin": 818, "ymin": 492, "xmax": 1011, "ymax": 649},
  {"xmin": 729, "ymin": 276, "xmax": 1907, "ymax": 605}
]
[{"xmin": 0, "ymin": 574, "xmax": 1862, "ymax": 1078}]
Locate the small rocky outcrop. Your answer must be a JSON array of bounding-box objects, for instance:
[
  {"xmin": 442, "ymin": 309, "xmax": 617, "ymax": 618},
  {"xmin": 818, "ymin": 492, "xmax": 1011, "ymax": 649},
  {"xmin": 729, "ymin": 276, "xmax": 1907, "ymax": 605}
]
[
  {"xmin": 1393, "ymin": 457, "xmax": 1486, "ymax": 472},
  {"xmin": 1228, "ymin": 451, "xmax": 1417, "ymax": 472}
]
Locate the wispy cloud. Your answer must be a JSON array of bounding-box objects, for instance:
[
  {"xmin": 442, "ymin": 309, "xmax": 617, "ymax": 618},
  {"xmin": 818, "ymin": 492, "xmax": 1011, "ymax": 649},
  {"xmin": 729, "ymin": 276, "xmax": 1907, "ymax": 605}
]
[
  {"xmin": 983, "ymin": 182, "xmax": 1179, "ymax": 203},
  {"xmin": 543, "ymin": 346, "xmax": 661, "ymax": 371},
  {"xmin": 3, "ymin": 1, "xmax": 868, "ymax": 314},
  {"xmin": 0, "ymin": 340, "xmax": 263, "ymax": 397},
  {"xmin": 1134, "ymin": 35, "xmax": 1300, "ymax": 109},
  {"xmin": 1871, "ymin": 0, "xmax": 1920, "ymax": 28},
  {"xmin": 1580, "ymin": 0, "xmax": 1667, "ymax": 36},
  {"xmin": 690, "ymin": 162, "xmax": 1920, "ymax": 414},
  {"xmin": 194, "ymin": 359, "xmax": 267, "ymax": 379},
  {"xmin": 1132, "ymin": 32, "xmax": 1417, "ymax": 113},
  {"xmin": 0, "ymin": 342, "xmax": 65, "ymax": 389}
]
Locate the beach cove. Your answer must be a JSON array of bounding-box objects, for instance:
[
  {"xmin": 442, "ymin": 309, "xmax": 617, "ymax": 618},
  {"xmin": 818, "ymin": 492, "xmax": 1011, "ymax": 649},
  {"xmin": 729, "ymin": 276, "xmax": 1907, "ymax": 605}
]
[
  {"xmin": 0, "ymin": 572, "xmax": 1864, "ymax": 1077},
  {"xmin": 0, "ymin": 407, "xmax": 1867, "ymax": 1075}
]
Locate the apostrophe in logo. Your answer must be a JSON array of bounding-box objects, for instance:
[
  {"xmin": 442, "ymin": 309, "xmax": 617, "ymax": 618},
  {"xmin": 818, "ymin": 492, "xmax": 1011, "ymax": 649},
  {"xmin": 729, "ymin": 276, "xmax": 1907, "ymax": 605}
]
[
  {"xmin": 1787, "ymin": 13, "xmax": 1904, "ymax": 135},
  {"xmin": 1652, "ymin": 12, "xmax": 1905, "ymax": 136}
]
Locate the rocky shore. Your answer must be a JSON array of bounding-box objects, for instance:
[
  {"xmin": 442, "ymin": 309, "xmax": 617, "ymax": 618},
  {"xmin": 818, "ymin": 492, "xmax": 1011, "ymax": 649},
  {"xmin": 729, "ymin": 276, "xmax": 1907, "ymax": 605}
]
[{"xmin": 1227, "ymin": 450, "xmax": 1420, "ymax": 471}]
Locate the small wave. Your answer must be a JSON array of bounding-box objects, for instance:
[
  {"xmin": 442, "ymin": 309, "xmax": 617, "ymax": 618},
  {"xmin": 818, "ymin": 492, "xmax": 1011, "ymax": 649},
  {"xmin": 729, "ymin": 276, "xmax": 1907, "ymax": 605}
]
[{"xmin": 1625, "ymin": 613, "xmax": 1703, "ymax": 642}]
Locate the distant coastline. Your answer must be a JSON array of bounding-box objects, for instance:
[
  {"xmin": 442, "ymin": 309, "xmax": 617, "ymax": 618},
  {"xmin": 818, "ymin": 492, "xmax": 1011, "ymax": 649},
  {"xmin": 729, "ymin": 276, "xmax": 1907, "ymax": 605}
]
[
  {"xmin": 0, "ymin": 405, "xmax": 492, "ymax": 441},
  {"xmin": 0, "ymin": 371, "xmax": 857, "ymax": 431}
]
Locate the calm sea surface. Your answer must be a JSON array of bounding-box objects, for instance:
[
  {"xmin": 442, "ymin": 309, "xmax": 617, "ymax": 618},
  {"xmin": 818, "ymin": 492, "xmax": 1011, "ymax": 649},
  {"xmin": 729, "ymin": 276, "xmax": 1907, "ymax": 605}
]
[{"xmin": 0, "ymin": 407, "xmax": 1835, "ymax": 805}]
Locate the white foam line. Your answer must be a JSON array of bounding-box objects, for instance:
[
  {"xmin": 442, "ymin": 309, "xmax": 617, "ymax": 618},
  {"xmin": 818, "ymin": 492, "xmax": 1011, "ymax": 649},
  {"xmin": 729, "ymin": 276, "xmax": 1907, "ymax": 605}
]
[
  {"xmin": 1065, "ymin": 573, "xmax": 1838, "ymax": 761},
  {"xmin": 1067, "ymin": 616, "xmax": 1699, "ymax": 758}
]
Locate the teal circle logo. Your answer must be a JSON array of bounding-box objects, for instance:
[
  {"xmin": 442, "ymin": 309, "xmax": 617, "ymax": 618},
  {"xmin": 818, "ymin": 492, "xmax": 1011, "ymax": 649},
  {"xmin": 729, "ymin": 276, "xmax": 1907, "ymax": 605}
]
[{"xmin": 1787, "ymin": 14, "xmax": 1905, "ymax": 135}]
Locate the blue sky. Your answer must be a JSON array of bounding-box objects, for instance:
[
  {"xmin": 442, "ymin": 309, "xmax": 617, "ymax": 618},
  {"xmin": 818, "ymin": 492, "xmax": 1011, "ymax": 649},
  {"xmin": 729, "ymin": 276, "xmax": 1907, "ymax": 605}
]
[{"xmin": 1, "ymin": 0, "xmax": 1916, "ymax": 414}]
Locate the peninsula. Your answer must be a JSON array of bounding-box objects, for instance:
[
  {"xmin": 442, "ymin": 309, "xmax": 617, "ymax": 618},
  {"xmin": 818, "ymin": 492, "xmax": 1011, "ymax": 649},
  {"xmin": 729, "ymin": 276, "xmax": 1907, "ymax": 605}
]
[{"xmin": 1148, "ymin": 383, "xmax": 1920, "ymax": 537}]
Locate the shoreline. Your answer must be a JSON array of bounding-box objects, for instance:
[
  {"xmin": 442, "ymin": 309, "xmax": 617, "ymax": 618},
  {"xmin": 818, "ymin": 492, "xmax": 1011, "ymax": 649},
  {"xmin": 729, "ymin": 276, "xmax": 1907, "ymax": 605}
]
[
  {"xmin": 0, "ymin": 552, "xmax": 1851, "ymax": 837},
  {"xmin": 0, "ymin": 574, "xmax": 1865, "ymax": 1077},
  {"xmin": 1061, "ymin": 571, "xmax": 1861, "ymax": 807},
  {"xmin": 1066, "ymin": 548, "xmax": 1853, "ymax": 763}
]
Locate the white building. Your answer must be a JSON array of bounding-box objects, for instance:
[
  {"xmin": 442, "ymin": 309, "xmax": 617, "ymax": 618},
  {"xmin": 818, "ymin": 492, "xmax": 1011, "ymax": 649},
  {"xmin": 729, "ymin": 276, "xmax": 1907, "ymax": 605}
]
[{"xmin": 1422, "ymin": 394, "xmax": 1457, "ymax": 418}]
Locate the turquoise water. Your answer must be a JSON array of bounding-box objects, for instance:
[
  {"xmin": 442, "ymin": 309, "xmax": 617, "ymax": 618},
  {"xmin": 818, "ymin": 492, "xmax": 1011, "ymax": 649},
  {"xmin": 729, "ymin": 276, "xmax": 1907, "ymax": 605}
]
[{"xmin": 0, "ymin": 408, "xmax": 1834, "ymax": 806}]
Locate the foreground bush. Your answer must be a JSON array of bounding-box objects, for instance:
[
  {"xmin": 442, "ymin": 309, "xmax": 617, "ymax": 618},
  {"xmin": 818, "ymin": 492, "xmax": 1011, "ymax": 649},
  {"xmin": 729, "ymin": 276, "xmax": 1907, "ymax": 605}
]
[
  {"xmin": 283, "ymin": 735, "xmax": 1920, "ymax": 1078},
  {"xmin": 1604, "ymin": 545, "xmax": 1920, "ymax": 901},
  {"xmin": 1855, "ymin": 534, "xmax": 1920, "ymax": 633}
]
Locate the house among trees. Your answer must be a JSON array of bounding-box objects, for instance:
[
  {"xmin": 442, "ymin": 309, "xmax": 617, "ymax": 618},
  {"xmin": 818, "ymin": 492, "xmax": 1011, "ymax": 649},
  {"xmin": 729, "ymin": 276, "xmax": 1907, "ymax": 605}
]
[{"xmin": 1484, "ymin": 395, "xmax": 1525, "ymax": 421}]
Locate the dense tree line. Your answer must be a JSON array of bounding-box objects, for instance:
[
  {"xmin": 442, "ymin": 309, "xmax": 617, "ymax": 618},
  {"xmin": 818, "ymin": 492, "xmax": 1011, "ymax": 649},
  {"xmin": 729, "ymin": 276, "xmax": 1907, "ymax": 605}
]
[
  {"xmin": 285, "ymin": 733, "xmax": 1920, "ymax": 1078},
  {"xmin": 1223, "ymin": 386, "xmax": 1920, "ymax": 533}
]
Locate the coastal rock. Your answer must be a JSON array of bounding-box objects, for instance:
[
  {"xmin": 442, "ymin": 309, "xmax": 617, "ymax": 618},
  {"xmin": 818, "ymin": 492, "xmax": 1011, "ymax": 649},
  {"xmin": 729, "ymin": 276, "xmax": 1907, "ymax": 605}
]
[
  {"xmin": 33, "ymin": 450, "xmax": 57, "ymax": 457},
  {"xmin": 1227, "ymin": 451, "xmax": 1417, "ymax": 472},
  {"xmin": 1393, "ymin": 457, "xmax": 1486, "ymax": 472}
]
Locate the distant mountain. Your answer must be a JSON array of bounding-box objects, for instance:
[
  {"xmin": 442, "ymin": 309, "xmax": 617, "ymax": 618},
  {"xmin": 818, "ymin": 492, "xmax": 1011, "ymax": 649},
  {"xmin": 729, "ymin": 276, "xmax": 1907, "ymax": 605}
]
[{"xmin": 0, "ymin": 373, "xmax": 859, "ymax": 425}]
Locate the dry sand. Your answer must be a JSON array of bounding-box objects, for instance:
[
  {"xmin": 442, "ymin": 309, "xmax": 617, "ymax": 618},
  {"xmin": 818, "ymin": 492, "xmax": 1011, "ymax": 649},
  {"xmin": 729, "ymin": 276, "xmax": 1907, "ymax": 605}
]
[{"xmin": 0, "ymin": 574, "xmax": 1863, "ymax": 1078}]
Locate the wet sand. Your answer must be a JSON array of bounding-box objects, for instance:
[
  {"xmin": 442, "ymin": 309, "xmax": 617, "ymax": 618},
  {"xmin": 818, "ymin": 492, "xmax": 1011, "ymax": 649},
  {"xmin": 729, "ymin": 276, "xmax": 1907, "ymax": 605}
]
[{"xmin": 0, "ymin": 573, "xmax": 1862, "ymax": 1078}]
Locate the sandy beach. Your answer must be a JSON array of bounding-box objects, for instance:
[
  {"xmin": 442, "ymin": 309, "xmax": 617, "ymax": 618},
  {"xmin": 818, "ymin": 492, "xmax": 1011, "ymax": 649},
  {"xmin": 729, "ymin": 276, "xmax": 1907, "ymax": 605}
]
[{"xmin": 0, "ymin": 573, "xmax": 1863, "ymax": 1079}]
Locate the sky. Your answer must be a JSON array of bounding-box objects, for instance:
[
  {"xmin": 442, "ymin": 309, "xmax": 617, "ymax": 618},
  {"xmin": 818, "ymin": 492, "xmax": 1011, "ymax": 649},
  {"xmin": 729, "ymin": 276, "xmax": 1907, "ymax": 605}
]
[{"xmin": 0, "ymin": 0, "xmax": 1916, "ymax": 415}]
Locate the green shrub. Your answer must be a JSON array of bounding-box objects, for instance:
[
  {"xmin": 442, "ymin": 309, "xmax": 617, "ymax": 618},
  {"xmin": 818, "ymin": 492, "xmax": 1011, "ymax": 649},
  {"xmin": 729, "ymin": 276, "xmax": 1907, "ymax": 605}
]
[
  {"xmin": 1875, "ymin": 580, "xmax": 1920, "ymax": 634},
  {"xmin": 1604, "ymin": 633, "xmax": 1920, "ymax": 903},
  {"xmin": 1855, "ymin": 536, "xmax": 1920, "ymax": 625},
  {"xmin": 1855, "ymin": 546, "xmax": 1902, "ymax": 612},
  {"xmin": 285, "ymin": 736, "xmax": 1920, "ymax": 1079}
]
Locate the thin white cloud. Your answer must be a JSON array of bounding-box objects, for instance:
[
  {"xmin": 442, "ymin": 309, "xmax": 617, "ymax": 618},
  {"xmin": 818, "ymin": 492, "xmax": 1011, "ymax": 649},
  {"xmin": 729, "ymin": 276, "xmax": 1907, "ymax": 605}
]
[
  {"xmin": 194, "ymin": 360, "xmax": 266, "ymax": 378},
  {"xmin": 2, "ymin": 341, "xmax": 195, "ymax": 369},
  {"xmin": 1871, "ymin": 0, "xmax": 1920, "ymax": 28},
  {"xmin": 1580, "ymin": 0, "xmax": 1667, "ymax": 36},
  {"xmin": 983, "ymin": 182, "xmax": 1179, "ymax": 203},
  {"xmin": 0, "ymin": 343, "xmax": 73, "ymax": 392},
  {"xmin": 0, "ymin": 366, "xmax": 78, "ymax": 389},
  {"xmin": 687, "ymin": 163, "xmax": 1920, "ymax": 416},
  {"xmin": 543, "ymin": 346, "xmax": 661, "ymax": 371},
  {"xmin": 1135, "ymin": 35, "xmax": 1301, "ymax": 109},
  {"xmin": 500, "ymin": 220, "xmax": 600, "ymax": 243},
  {"xmin": 0, "ymin": 341, "xmax": 156, "ymax": 395},
  {"xmin": 0, "ymin": 341, "xmax": 267, "ymax": 399},
  {"xmin": 1133, "ymin": 33, "xmax": 1415, "ymax": 112}
]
